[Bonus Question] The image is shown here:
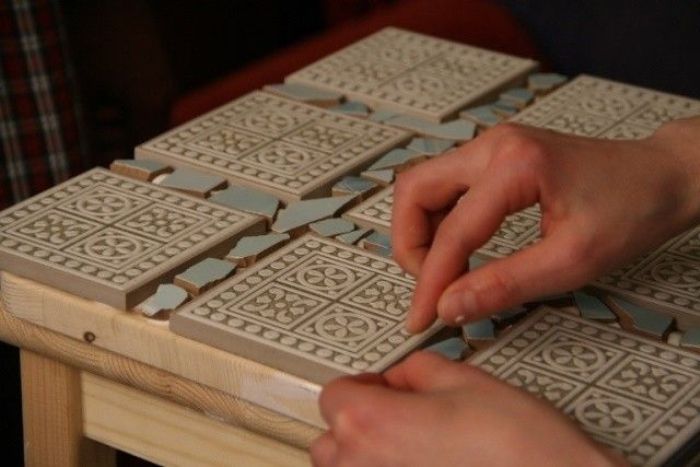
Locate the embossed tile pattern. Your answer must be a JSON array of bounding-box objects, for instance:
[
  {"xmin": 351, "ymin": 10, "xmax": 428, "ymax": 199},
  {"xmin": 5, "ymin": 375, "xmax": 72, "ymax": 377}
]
[
  {"xmin": 511, "ymin": 75, "xmax": 700, "ymax": 139},
  {"xmin": 0, "ymin": 168, "xmax": 262, "ymax": 309},
  {"xmin": 170, "ymin": 235, "xmax": 442, "ymax": 384},
  {"xmin": 286, "ymin": 27, "xmax": 537, "ymax": 122},
  {"xmin": 469, "ymin": 308, "xmax": 700, "ymax": 466},
  {"xmin": 344, "ymin": 186, "xmax": 542, "ymax": 259},
  {"xmin": 136, "ymin": 91, "xmax": 409, "ymax": 202}
]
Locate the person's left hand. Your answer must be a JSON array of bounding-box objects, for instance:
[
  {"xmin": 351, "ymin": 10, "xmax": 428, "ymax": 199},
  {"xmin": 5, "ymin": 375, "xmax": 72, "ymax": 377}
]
[{"xmin": 311, "ymin": 351, "xmax": 625, "ymax": 467}]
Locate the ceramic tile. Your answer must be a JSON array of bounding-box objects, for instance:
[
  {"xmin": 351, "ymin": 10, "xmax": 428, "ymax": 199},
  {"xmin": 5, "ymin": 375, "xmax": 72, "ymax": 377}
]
[
  {"xmin": 605, "ymin": 296, "xmax": 674, "ymax": 340},
  {"xmin": 367, "ymin": 148, "xmax": 425, "ymax": 172},
  {"xmin": 136, "ymin": 91, "xmax": 409, "ymax": 203},
  {"xmin": 459, "ymin": 104, "xmax": 503, "ymax": 128},
  {"xmin": 170, "ymin": 235, "xmax": 443, "ymax": 384},
  {"xmin": 462, "ymin": 318, "xmax": 496, "ymax": 349},
  {"xmin": 271, "ymin": 194, "xmax": 356, "ymax": 234},
  {"xmin": 405, "ymin": 137, "xmax": 455, "ymax": 156},
  {"xmin": 360, "ymin": 169, "xmax": 394, "ymax": 186},
  {"xmin": 469, "ymin": 307, "xmax": 700, "ymax": 466},
  {"xmin": 527, "ymin": 72, "xmax": 568, "ymax": 93},
  {"xmin": 286, "ymin": 27, "xmax": 537, "ymax": 122},
  {"xmin": 309, "ymin": 218, "xmax": 355, "ymax": 237},
  {"xmin": 573, "ymin": 291, "xmax": 617, "ymax": 322},
  {"xmin": 331, "ymin": 101, "xmax": 370, "ymax": 118},
  {"xmin": 209, "ymin": 186, "xmax": 280, "ymax": 222},
  {"xmin": 386, "ymin": 114, "xmax": 476, "ymax": 141},
  {"xmin": 359, "ymin": 231, "xmax": 392, "ymax": 257},
  {"xmin": 331, "ymin": 176, "xmax": 378, "ymax": 200},
  {"xmin": 424, "ymin": 337, "xmax": 467, "ymax": 360},
  {"xmin": 335, "ymin": 227, "xmax": 371, "ymax": 245},
  {"xmin": 0, "ymin": 168, "xmax": 262, "ymax": 309}
]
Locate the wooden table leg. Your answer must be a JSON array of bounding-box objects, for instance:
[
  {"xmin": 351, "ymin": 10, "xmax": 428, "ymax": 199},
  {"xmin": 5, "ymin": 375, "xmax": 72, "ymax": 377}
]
[{"xmin": 20, "ymin": 350, "xmax": 116, "ymax": 467}]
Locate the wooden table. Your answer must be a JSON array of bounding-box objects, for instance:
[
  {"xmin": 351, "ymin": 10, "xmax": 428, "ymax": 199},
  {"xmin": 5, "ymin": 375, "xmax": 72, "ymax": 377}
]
[{"xmin": 0, "ymin": 271, "xmax": 323, "ymax": 466}]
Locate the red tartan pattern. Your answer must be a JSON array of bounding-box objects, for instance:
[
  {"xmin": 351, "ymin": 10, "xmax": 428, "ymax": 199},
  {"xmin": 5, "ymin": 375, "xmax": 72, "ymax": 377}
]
[{"xmin": 0, "ymin": 0, "xmax": 87, "ymax": 210}]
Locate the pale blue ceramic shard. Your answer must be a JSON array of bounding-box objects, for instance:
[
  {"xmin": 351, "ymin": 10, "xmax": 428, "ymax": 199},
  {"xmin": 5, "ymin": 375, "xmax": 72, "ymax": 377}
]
[
  {"xmin": 139, "ymin": 284, "xmax": 188, "ymax": 317},
  {"xmin": 367, "ymin": 148, "xmax": 423, "ymax": 171},
  {"xmin": 573, "ymin": 291, "xmax": 617, "ymax": 322},
  {"xmin": 209, "ymin": 186, "xmax": 280, "ymax": 220},
  {"xmin": 158, "ymin": 168, "xmax": 227, "ymax": 198},
  {"xmin": 264, "ymin": 83, "xmax": 342, "ymax": 107},
  {"xmin": 271, "ymin": 195, "xmax": 356, "ymax": 233},
  {"xmin": 309, "ymin": 218, "xmax": 355, "ymax": 237},
  {"xmin": 174, "ymin": 258, "xmax": 236, "ymax": 295},
  {"xmin": 459, "ymin": 105, "xmax": 502, "ymax": 128},
  {"xmin": 335, "ymin": 227, "xmax": 371, "ymax": 245},
  {"xmin": 425, "ymin": 337, "xmax": 467, "ymax": 360},
  {"xmin": 226, "ymin": 233, "xmax": 290, "ymax": 267},
  {"xmin": 332, "ymin": 176, "xmax": 378, "ymax": 198},
  {"xmin": 331, "ymin": 100, "xmax": 370, "ymax": 117},
  {"xmin": 406, "ymin": 137, "xmax": 455, "ymax": 156}
]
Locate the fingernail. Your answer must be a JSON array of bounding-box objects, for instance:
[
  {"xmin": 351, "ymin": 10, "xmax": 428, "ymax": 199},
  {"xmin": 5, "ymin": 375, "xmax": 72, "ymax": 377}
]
[{"xmin": 439, "ymin": 290, "xmax": 477, "ymax": 324}]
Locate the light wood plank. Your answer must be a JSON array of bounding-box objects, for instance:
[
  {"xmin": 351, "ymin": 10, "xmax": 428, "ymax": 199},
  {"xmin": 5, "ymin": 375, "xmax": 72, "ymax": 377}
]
[
  {"xmin": 21, "ymin": 350, "xmax": 116, "ymax": 467},
  {"xmin": 0, "ymin": 303, "xmax": 320, "ymax": 449},
  {"xmin": 82, "ymin": 373, "xmax": 309, "ymax": 467},
  {"xmin": 1, "ymin": 271, "xmax": 324, "ymax": 428}
]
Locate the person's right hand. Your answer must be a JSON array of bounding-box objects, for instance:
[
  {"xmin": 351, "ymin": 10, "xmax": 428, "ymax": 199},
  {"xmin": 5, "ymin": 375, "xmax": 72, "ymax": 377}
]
[{"xmin": 392, "ymin": 118, "xmax": 700, "ymax": 333}]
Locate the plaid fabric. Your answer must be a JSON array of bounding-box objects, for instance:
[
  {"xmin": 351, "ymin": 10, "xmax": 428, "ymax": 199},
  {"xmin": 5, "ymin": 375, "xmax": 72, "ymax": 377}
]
[{"xmin": 0, "ymin": 0, "xmax": 87, "ymax": 210}]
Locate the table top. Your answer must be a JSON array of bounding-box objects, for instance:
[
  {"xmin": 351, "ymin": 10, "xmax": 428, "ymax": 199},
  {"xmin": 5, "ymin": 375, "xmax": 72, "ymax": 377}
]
[{"xmin": 0, "ymin": 270, "xmax": 324, "ymax": 448}]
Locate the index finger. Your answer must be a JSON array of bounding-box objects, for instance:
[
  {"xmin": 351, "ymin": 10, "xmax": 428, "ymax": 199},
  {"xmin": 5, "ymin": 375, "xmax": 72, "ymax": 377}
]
[{"xmin": 391, "ymin": 140, "xmax": 490, "ymax": 276}]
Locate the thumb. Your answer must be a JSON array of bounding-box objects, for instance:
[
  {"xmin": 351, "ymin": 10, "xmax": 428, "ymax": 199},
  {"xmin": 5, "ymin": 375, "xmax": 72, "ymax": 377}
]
[{"xmin": 436, "ymin": 227, "xmax": 588, "ymax": 325}]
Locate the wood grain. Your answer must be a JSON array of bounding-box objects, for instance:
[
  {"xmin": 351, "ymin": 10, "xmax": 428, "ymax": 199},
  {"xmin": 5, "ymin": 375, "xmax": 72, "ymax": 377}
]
[
  {"xmin": 21, "ymin": 350, "xmax": 116, "ymax": 467},
  {"xmin": 0, "ymin": 287, "xmax": 321, "ymax": 450},
  {"xmin": 0, "ymin": 271, "xmax": 325, "ymax": 430},
  {"xmin": 82, "ymin": 373, "xmax": 310, "ymax": 467}
]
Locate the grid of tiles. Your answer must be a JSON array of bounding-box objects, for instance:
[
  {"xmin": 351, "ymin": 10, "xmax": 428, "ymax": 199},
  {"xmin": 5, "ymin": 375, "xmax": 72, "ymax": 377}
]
[
  {"xmin": 286, "ymin": 27, "xmax": 537, "ymax": 122},
  {"xmin": 469, "ymin": 308, "xmax": 700, "ymax": 466}
]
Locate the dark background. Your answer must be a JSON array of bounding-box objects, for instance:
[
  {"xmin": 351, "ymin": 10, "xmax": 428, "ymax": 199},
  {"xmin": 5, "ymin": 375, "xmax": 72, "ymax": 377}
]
[{"xmin": 1, "ymin": 0, "xmax": 699, "ymax": 465}]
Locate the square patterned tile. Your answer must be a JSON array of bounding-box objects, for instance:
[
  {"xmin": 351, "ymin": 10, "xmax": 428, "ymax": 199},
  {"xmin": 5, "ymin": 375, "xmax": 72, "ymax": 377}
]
[
  {"xmin": 0, "ymin": 168, "xmax": 263, "ymax": 309},
  {"xmin": 510, "ymin": 75, "xmax": 700, "ymax": 139},
  {"xmin": 136, "ymin": 91, "xmax": 410, "ymax": 203},
  {"xmin": 469, "ymin": 308, "xmax": 700, "ymax": 466},
  {"xmin": 170, "ymin": 235, "xmax": 442, "ymax": 384},
  {"xmin": 286, "ymin": 27, "xmax": 537, "ymax": 122}
]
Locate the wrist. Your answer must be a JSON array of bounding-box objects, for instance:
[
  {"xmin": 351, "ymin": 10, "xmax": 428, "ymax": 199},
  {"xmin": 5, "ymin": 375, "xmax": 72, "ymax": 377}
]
[{"xmin": 649, "ymin": 116, "xmax": 700, "ymax": 230}]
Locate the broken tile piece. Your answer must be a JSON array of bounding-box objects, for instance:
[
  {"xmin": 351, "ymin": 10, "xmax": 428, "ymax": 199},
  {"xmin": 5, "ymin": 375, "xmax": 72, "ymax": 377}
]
[
  {"xmin": 335, "ymin": 227, "xmax": 371, "ymax": 245},
  {"xmin": 491, "ymin": 99, "xmax": 519, "ymax": 118},
  {"xmin": 406, "ymin": 137, "xmax": 455, "ymax": 156},
  {"xmin": 459, "ymin": 105, "xmax": 503, "ymax": 128},
  {"xmin": 209, "ymin": 186, "xmax": 280, "ymax": 221},
  {"xmin": 110, "ymin": 159, "xmax": 172, "ymax": 181},
  {"xmin": 491, "ymin": 306, "xmax": 528, "ymax": 328},
  {"xmin": 367, "ymin": 148, "xmax": 425, "ymax": 172},
  {"xmin": 527, "ymin": 72, "xmax": 568, "ymax": 93},
  {"xmin": 225, "ymin": 233, "xmax": 290, "ymax": 267},
  {"xmin": 606, "ymin": 296, "xmax": 674, "ymax": 339},
  {"xmin": 332, "ymin": 176, "xmax": 378, "ymax": 200},
  {"xmin": 331, "ymin": 100, "xmax": 370, "ymax": 118},
  {"xmin": 680, "ymin": 328, "xmax": 700, "ymax": 353},
  {"xmin": 157, "ymin": 168, "xmax": 227, "ymax": 198},
  {"xmin": 271, "ymin": 195, "xmax": 356, "ymax": 235},
  {"xmin": 499, "ymin": 87, "xmax": 534, "ymax": 108},
  {"xmin": 368, "ymin": 109, "xmax": 399, "ymax": 123},
  {"xmin": 309, "ymin": 218, "xmax": 355, "ymax": 237},
  {"xmin": 138, "ymin": 284, "xmax": 189, "ymax": 318},
  {"xmin": 424, "ymin": 337, "xmax": 467, "ymax": 361},
  {"xmin": 387, "ymin": 115, "xmax": 476, "ymax": 142},
  {"xmin": 573, "ymin": 291, "xmax": 617, "ymax": 323},
  {"xmin": 359, "ymin": 231, "xmax": 392, "ymax": 257},
  {"xmin": 263, "ymin": 83, "xmax": 342, "ymax": 108},
  {"xmin": 462, "ymin": 319, "xmax": 496, "ymax": 349},
  {"xmin": 360, "ymin": 169, "xmax": 395, "ymax": 186},
  {"xmin": 174, "ymin": 258, "xmax": 236, "ymax": 296}
]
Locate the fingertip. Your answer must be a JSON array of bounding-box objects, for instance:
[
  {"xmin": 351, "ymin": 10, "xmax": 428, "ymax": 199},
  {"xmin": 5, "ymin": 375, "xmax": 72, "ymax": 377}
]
[
  {"xmin": 310, "ymin": 432, "xmax": 337, "ymax": 467},
  {"xmin": 437, "ymin": 289, "xmax": 479, "ymax": 325}
]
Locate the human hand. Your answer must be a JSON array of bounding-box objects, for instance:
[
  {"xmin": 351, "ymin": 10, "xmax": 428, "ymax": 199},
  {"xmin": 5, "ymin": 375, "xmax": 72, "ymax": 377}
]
[
  {"xmin": 392, "ymin": 118, "xmax": 700, "ymax": 332},
  {"xmin": 311, "ymin": 352, "xmax": 625, "ymax": 467}
]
